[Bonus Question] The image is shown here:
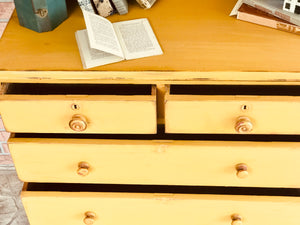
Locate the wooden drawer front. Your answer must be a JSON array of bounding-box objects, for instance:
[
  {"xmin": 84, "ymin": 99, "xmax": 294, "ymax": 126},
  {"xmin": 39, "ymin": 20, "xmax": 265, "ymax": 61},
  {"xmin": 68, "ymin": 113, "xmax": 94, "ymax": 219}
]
[
  {"xmin": 22, "ymin": 192, "xmax": 300, "ymax": 225},
  {"xmin": 10, "ymin": 138, "xmax": 300, "ymax": 187},
  {"xmin": 165, "ymin": 86, "xmax": 300, "ymax": 134},
  {"xmin": 166, "ymin": 95, "xmax": 300, "ymax": 134},
  {"xmin": 0, "ymin": 86, "xmax": 156, "ymax": 134}
]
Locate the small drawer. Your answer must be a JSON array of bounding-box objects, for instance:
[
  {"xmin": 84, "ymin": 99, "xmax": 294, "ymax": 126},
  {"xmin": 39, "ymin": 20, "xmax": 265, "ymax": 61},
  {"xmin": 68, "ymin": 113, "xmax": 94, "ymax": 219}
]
[
  {"xmin": 9, "ymin": 137, "xmax": 300, "ymax": 188},
  {"xmin": 165, "ymin": 85, "xmax": 300, "ymax": 134},
  {"xmin": 0, "ymin": 84, "xmax": 157, "ymax": 134},
  {"xmin": 22, "ymin": 189, "xmax": 300, "ymax": 225}
]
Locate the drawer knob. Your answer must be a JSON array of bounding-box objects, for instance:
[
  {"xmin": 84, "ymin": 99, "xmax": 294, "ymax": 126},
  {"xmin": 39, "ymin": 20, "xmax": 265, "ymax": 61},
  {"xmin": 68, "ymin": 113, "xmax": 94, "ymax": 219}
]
[
  {"xmin": 231, "ymin": 214, "xmax": 242, "ymax": 225},
  {"xmin": 235, "ymin": 163, "xmax": 248, "ymax": 179},
  {"xmin": 84, "ymin": 211, "xmax": 96, "ymax": 225},
  {"xmin": 69, "ymin": 114, "xmax": 87, "ymax": 132},
  {"xmin": 235, "ymin": 117, "xmax": 253, "ymax": 134},
  {"xmin": 77, "ymin": 162, "xmax": 90, "ymax": 176}
]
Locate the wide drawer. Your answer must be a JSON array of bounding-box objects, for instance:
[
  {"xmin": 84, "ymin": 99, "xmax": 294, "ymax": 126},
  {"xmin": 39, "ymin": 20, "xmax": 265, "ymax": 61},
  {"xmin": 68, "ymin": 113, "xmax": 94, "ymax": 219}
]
[
  {"xmin": 165, "ymin": 85, "xmax": 300, "ymax": 134},
  {"xmin": 22, "ymin": 190, "xmax": 300, "ymax": 225},
  {"xmin": 0, "ymin": 84, "xmax": 157, "ymax": 134},
  {"xmin": 9, "ymin": 137, "xmax": 300, "ymax": 187}
]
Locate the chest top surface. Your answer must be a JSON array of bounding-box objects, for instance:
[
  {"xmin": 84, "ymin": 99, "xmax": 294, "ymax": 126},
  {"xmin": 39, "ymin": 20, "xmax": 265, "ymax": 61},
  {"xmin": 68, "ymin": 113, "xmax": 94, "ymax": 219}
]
[{"xmin": 0, "ymin": 0, "xmax": 300, "ymax": 83}]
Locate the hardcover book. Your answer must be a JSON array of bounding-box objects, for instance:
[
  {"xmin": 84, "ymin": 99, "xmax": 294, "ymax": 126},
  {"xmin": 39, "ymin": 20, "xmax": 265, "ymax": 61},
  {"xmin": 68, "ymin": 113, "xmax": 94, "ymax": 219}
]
[
  {"xmin": 231, "ymin": 0, "xmax": 300, "ymax": 26},
  {"xmin": 237, "ymin": 3, "xmax": 300, "ymax": 34},
  {"xmin": 75, "ymin": 10, "xmax": 163, "ymax": 69}
]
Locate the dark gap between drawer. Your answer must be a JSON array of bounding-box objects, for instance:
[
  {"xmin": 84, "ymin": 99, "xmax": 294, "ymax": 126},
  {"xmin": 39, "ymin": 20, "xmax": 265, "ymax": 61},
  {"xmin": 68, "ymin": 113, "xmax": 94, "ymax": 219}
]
[
  {"xmin": 13, "ymin": 125, "xmax": 300, "ymax": 142},
  {"xmin": 170, "ymin": 85, "xmax": 300, "ymax": 96},
  {"xmin": 5, "ymin": 83, "xmax": 152, "ymax": 95},
  {"xmin": 26, "ymin": 183, "xmax": 300, "ymax": 197}
]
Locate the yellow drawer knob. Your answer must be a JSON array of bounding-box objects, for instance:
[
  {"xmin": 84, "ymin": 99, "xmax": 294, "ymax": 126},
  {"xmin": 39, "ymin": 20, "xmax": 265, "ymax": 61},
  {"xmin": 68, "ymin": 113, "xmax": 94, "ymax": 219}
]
[
  {"xmin": 77, "ymin": 162, "xmax": 90, "ymax": 176},
  {"xmin": 235, "ymin": 117, "xmax": 253, "ymax": 134},
  {"xmin": 235, "ymin": 163, "xmax": 248, "ymax": 179},
  {"xmin": 231, "ymin": 214, "xmax": 243, "ymax": 225},
  {"xmin": 69, "ymin": 114, "xmax": 87, "ymax": 132},
  {"xmin": 83, "ymin": 211, "xmax": 96, "ymax": 225}
]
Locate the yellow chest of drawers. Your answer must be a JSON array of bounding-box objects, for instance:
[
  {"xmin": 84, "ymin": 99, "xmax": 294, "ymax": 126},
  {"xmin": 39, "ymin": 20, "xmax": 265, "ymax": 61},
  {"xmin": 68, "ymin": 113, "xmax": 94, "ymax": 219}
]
[{"xmin": 1, "ymin": 0, "xmax": 300, "ymax": 224}]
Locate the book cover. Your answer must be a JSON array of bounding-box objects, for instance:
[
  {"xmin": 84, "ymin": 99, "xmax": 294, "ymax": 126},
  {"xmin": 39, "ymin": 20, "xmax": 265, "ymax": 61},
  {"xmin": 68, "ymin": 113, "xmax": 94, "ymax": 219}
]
[
  {"xmin": 93, "ymin": 0, "xmax": 115, "ymax": 17},
  {"xmin": 231, "ymin": 0, "xmax": 300, "ymax": 26},
  {"xmin": 237, "ymin": 4, "xmax": 300, "ymax": 34},
  {"xmin": 283, "ymin": 0, "xmax": 300, "ymax": 14},
  {"xmin": 0, "ymin": 1, "xmax": 15, "ymax": 39}
]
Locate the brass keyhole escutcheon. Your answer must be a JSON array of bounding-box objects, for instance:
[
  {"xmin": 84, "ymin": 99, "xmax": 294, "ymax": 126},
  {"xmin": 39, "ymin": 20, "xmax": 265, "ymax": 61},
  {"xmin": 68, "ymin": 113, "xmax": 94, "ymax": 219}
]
[
  {"xmin": 71, "ymin": 103, "xmax": 80, "ymax": 110},
  {"xmin": 83, "ymin": 211, "xmax": 96, "ymax": 225},
  {"xmin": 36, "ymin": 8, "xmax": 48, "ymax": 18},
  {"xmin": 231, "ymin": 214, "xmax": 243, "ymax": 225},
  {"xmin": 235, "ymin": 163, "xmax": 248, "ymax": 179},
  {"xmin": 69, "ymin": 114, "xmax": 87, "ymax": 132},
  {"xmin": 235, "ymin": 117, "xmax": 253, "ymax": 134},
  {"xmin": 77, "ymin": 162, "xmax": 90, "ymax": 176}
]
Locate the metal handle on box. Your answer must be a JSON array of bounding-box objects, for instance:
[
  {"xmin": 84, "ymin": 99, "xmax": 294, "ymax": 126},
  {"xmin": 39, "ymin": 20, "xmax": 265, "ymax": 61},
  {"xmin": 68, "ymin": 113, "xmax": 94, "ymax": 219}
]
[{"xmin": 30, "ymin": 0, "xmax": 48, "ymax": 18}]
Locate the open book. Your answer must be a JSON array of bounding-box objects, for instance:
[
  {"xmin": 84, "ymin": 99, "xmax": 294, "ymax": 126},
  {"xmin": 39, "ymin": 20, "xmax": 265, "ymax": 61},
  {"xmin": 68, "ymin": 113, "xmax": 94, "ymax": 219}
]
[{"xmin": 75, "ymin": 10, "xmax": 163, "ymax": 69}]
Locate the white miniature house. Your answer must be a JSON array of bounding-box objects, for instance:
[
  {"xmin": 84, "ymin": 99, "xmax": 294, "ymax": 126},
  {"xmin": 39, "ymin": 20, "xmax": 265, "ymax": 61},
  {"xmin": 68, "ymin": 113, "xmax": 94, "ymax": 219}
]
[{"xmin": 283, "ymin": 0, "xmax": 300, "ymax": 14}]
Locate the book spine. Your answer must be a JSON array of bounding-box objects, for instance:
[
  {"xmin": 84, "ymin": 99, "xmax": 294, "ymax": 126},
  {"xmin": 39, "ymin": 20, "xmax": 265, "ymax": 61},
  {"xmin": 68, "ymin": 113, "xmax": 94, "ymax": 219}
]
[
  {"xmin": 243, "ymin": 0, "xmax": 300, "ymax": 26},
  {"xmin": 276, "ymin": 21, "xmax": 300, "ymax": 34},
  {"xmin": 77, "ymin": 0, "xmax": 95, "ymax": 13},
  {"xmin": 111, "ymin": 0, "xmax": 128, "ymax": 15},
  {"xmin": 136, "ymin": 0, "xmax": 156, "ymax": 9},
  {"xmin": 93, "ymin": 0, "xmax": 115, "ymax": 17},
  {"xmin": 237, "ymin": 11, "xmax": 300, "ymax": 35},
  {"xmin": 0, "ymin": 2, "xmax": 15, "ymax": 22}
]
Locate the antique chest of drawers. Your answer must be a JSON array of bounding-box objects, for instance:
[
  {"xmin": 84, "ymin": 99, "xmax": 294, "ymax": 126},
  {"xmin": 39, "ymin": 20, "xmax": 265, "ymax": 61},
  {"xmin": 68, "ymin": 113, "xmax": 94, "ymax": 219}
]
[{"xmin": 1, "ymin": 0, "xmax": 300, "ymax": 224}]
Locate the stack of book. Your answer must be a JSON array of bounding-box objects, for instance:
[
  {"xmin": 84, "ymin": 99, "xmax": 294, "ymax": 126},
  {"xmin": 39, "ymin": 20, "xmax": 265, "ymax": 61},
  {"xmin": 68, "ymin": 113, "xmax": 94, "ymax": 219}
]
[
  {"xmin": 230, "ymin": 0, "xmax": 300, "ymax": 35},
  {"xmin": 77, "ymin": 0, "xmax": 157, "ymax": 17}
]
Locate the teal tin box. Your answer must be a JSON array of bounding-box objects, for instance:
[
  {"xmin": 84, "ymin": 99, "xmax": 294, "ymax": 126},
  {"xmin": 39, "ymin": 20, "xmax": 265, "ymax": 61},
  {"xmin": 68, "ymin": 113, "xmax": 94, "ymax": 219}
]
[{"xmin": 14, "ymin": 0, "xmax": 68, "ymax": 32}]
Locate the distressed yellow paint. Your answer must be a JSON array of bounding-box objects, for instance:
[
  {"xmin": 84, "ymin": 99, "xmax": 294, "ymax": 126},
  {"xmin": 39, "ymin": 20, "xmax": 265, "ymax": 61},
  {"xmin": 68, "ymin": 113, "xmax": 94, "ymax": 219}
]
[
  {"xmin": 1, "ymin": 71, "xmax": 300, "ymax": 85},
  {"xmin": 2, "ymin": 0, "xmax": 300, "ymax": 73},
  {"xmin": 21, "ymin": 192, "xmax": 300, "ymax": 225},
  {"xmin": 0, "ymin": 93, "xmax": 156, "ymax": 133},
  {"xmin": 9, "ymin": 138, "xmax": 300, "ymax": 188},
  {"xmin": 2, "ymin": 0, "xmax": 300, "ymax": 223}
]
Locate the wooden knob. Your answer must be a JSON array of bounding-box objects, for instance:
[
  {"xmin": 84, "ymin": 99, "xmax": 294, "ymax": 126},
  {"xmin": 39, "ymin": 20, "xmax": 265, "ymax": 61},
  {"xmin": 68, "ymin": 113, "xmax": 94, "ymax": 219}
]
[
  {"xmin": 69, "ymin": 114, "xmax": 87, "ymax": 132},
  {"xmin": 235, "ymin": 117, "xmax": 253, "ymax": 134},
  {"xmin": 77, "ymin": 162, "xmax": 90, "ymax": 176},
  {"xmin": 83, "ymin": 211, "xmax": 96, "ymax": 225},
  {"xmin": 231, "ymin": 214, "xmax": 242, "ymax": 225},
  {"xmin": 236, "ymin": 163, "xmax": 248, "ymax": 179}
]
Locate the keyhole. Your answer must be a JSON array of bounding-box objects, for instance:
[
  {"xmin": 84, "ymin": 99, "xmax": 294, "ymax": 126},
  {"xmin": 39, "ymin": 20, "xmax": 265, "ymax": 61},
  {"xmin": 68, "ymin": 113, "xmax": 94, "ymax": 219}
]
[
  {"xmin": 71, "ymin": 104, "xmax": 80, "ymax": 110},
  {"xmin": 241, "ymin": 105, "xmax": 249, "ymax": 111}
]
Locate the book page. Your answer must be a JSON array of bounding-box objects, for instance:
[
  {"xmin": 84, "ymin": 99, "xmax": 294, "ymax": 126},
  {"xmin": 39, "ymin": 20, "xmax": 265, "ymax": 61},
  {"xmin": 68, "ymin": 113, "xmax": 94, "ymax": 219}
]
[
  {"xmin": 75, "ymin": 30, "xmax": 124, "ymax": 69},
  {"xmin": 112, "ymin": 18, "xmax": 163, "ymax": 60},
  {"xmin": 82, "ymin": 10, "xmax": 123, "ymax": 58}
]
